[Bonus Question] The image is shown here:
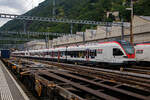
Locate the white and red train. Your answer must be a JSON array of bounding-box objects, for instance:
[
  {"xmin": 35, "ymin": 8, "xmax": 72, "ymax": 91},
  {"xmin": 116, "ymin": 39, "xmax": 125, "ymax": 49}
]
[
  {"xmin": 12, "ymin": 40, "xmax": 136, "ymax": 66},
  {"xmin": 135, "ymin": 43, "xmax": 150, "ymax": 64}
]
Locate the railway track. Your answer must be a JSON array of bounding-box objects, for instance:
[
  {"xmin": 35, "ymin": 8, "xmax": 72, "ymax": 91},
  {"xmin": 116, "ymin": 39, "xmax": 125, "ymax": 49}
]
[
  {"xmin": 112, "ymin": 64, "xmax": 150, "ymax": 75},
  {"xmin": 24, "ymin": 58, "xmax": 150, "ymax": 90},
  {"xmin": 2, "ymin": 57, "xmax": 150, "ymax": 100},
  {"xmin": 123, "ymin": 67, "xmax": 150, "ymax": 75}
]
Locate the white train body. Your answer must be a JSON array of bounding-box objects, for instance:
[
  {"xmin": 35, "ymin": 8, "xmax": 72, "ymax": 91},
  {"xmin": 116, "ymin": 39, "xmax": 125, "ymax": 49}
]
[
  {"xmin": 135, "ymin": 43, "xmax": 150, "ymax": 62},
  {"xmin": 12, "ymin": 40, "xmax": 135, "ymax": 65}
]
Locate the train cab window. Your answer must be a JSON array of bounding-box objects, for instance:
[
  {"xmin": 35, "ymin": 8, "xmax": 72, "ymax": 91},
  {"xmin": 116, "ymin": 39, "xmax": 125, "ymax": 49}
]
[{"xmin": 113, "ymin": 48, "xmax": 123, "ymax": 56}]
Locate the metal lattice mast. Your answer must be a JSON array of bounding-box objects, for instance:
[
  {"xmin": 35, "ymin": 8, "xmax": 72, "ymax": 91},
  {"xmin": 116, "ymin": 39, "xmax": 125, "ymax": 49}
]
[
  {"xmin": 0, "ymin": 13, "xmax": 124, "ymax": 26},
  {"xmin": 53, "ymin": 0, "xmax": 56, "ymax": 17}
]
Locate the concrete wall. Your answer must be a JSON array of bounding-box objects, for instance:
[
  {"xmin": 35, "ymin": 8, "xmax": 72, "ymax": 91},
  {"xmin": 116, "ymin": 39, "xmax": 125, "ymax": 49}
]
[
  {"xmin": 24, "ymin": 40, "xmax": 46, "ymax": 50},
  {"xmin": 132, "ymin": 16, "xmax": 150, "ymax": 35},
  {"xmin": 25, "ymin": 15, "xmax": 150, "ymax": 49},
  {"xmin": 133, "ymin": 16, "xmax": 150, "ymax": 26}
]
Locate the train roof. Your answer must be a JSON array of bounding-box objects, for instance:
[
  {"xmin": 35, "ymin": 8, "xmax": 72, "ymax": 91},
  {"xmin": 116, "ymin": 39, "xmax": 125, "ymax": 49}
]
[
  {"xmin": 136, "ymin": 43, "xmax": 150, "ymax": 46},
  {"xmin": 13, "ymin": 40, "xmax": 130, "ymax": 53}
]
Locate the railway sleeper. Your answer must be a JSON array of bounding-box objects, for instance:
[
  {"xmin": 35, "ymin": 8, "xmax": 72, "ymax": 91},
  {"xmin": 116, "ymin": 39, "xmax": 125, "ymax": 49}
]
[
  {"xmin": 48, "ymin": 70, "xmax": 150, "ymax": 100},
  {"xmin": 38, "ymin": 70, "xmax": 150, "ymax": 100}
]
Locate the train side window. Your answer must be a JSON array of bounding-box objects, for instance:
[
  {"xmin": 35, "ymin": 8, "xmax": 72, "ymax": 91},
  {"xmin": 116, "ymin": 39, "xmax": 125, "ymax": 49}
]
[
  {"xmin": 76, "ymin": 51, "xmax": 79, "ymax": 58},
  {"xmin": 60, "ymin": 51, "xmax": 65, "ymax": 57},
  {"xmin": 54, "ymin": 52, "xmax": 58, "ymax": 57},
  {"xmin": 73, "ymin": 51, "xmax": 75, "ymax": 57},
  {"xmin": 44, "ymin": 52, "xmax": 48, "ymax": 56},
  {"xmin": 79, "ymin": 51, "xmax": 85, "ymax": 58},
  {"xmin": 50, "ymin": 52, "xmax": 52, "ymax": 56},
  {"xmin": 90, "ymin": 50, "xmax": 97, "ymax": 59},
  {"xmin": 136, "ymin": 50, "xmax": 143, "ymax": 54},
  {"xmin": 68, "ymin": 51, "xmax": 73, "ymax": 57},
  {"xmin": 79, "ymin": 51, "xmax": 82, "ymax": 58},
  {"xmin": 97, "ymin": 49, "xmax": 103, "ymax": 54},
  {"xmin": 74, "ymin": 51, "xmax": 78, "ymax": 58},
  {"xmin": 113, "ymin": 48, "xmax": 123, "ymax": 56}
]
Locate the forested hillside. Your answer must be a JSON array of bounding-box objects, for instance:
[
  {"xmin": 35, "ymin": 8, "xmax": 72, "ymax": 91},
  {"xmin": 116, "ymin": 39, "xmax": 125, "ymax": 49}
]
[{"xmin": 0, "ymin": 0, "xmax": 149, "ymax": 34}]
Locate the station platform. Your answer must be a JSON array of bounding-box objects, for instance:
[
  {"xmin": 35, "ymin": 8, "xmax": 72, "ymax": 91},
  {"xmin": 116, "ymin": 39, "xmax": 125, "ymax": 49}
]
[{"xmin": 0, "ymin": 60, "xmax": 29, "ymax": 100}]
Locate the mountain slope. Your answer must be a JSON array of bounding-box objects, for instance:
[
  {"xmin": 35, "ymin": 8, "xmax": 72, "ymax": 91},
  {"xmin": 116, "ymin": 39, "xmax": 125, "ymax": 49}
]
[{"xmin": 0, "ymin": 0, "xmax": 149, "ymax": 34}]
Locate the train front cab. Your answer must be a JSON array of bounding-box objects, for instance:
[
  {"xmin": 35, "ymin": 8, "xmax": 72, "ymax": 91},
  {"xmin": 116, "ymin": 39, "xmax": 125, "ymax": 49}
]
[
  {"xmin": 116, "ymin": 40, "xmax": 136, "ymax": 66},
  {"xmin": 97, "ymin": 40, "xmax": 135, "ymax": 66}
]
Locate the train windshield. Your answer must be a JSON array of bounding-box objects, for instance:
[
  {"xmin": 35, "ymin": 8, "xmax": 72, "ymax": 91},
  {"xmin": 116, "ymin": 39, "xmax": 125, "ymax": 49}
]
[{"xmin": 118, "ymin": 40, "xmax": 134, "ymax": 54}]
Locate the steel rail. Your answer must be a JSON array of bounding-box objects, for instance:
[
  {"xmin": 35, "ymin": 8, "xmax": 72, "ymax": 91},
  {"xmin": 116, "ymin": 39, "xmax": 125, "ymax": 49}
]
[
  {"xmin": 48, "ymin": 69, "xmax": 148, "ymax": 100},
  {"xmin": 28, "ymin": 59, "xmax": 150, "ymax": 90},
  {"xmin": 53, "ymin": 63, "xmax": 150, "ymax": 89},
  {"xmin": 7, "ymin": 58, "xmax": 150, "ymax": 99},
  {"xmin": 49, "ymin": 61, "xmax": 150, "ymax": 79},
  {"xmin": 19, "ymin": 58, "xmax": 150, "ymax": 84},
  {"xmin": 39, "ymin": 71, "xmax": 119, "ymax": 100},
  {"xmin": 34, "ymin": 74, "xmax": 86, "ymax": 100}
]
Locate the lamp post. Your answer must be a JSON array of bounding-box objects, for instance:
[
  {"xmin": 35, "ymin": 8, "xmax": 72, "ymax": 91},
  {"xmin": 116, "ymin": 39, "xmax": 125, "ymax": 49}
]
[
  {"xmin": 126, "ymin": 0, "xmax": 134, "ymax": 44},
  {"xmin": 130, "ymin": 0, "xmax": 134, "ymax": 44},
  {"xmin": 121, "ymin": 19, "xmax": 124, "ymax": 40}
]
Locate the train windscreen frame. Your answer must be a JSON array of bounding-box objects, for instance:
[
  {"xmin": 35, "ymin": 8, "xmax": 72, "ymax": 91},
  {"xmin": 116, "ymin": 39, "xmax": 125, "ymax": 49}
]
[{"xmin": 118, "ymin": 40, "xmax": 135, "ymax": 54}]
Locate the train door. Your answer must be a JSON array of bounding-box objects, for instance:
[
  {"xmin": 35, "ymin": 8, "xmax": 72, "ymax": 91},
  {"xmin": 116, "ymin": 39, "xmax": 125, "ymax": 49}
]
[
  {"xmin": 86, "ymin": 49, "xmax": 90, "ymax": 61},
  {"xmin": 103, "ymin": 47, "xmax": 111, "ymax": 62},
  {"xmin": 65, "ymin": 47, "xmax": 68, "ymax": 62},
  {"xmin": 58, "ymin": 51, "xmax": 60, "ymax": 62},
  {"xmin": 51, "ymin": 51, "xmax": 54, "ymax": 58},
  {"xmin": 48, "ymin": 51, "xmax": 50, "ymax": 58}
]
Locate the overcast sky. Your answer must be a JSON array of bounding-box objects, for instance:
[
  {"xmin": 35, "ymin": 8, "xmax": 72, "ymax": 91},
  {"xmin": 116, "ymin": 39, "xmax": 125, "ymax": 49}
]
[{"xmin": 0, "ymin": 0, "xmax": 45, "ymax": 27}]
